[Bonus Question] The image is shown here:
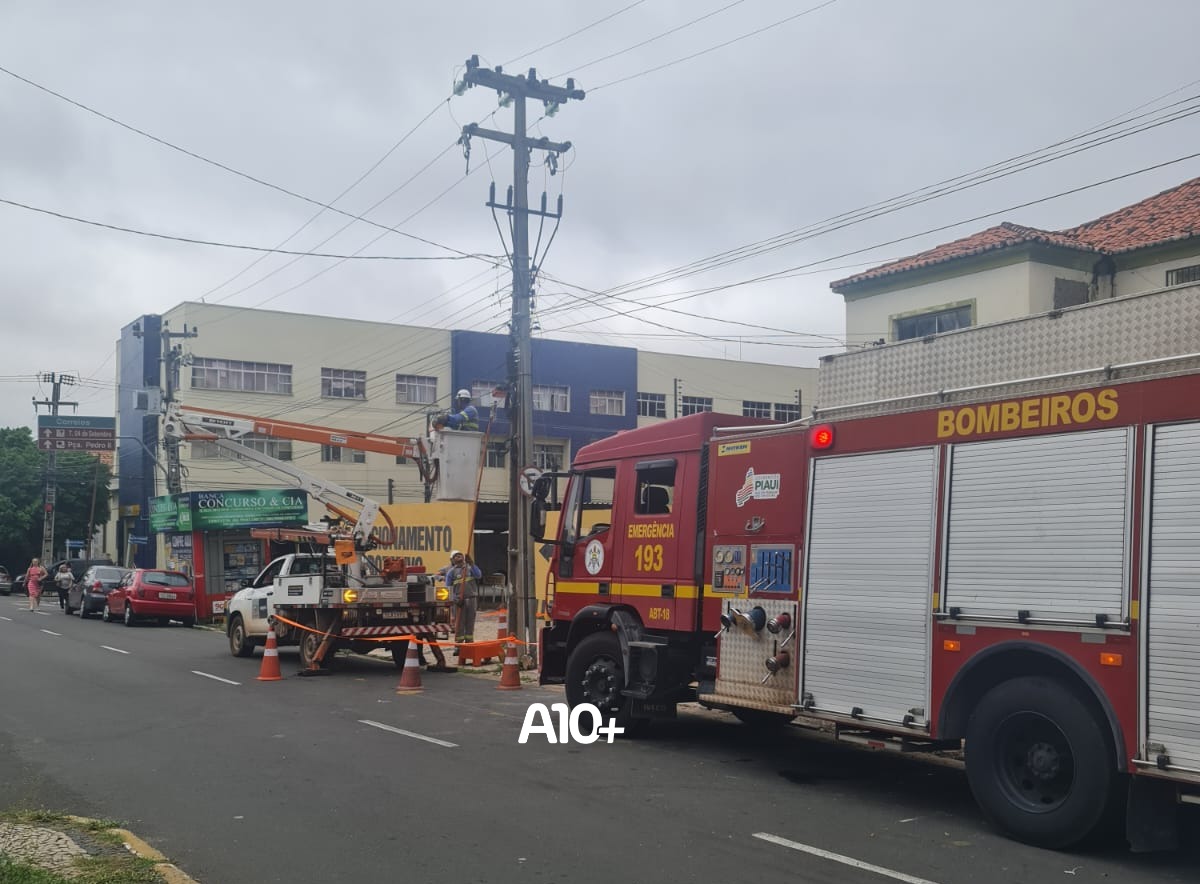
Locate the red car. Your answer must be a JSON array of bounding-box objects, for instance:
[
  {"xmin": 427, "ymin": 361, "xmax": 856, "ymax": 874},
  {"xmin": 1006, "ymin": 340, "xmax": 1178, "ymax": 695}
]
[{"xmin": 104, "ymin": 569, "xmax": 196, "ymax": 628}]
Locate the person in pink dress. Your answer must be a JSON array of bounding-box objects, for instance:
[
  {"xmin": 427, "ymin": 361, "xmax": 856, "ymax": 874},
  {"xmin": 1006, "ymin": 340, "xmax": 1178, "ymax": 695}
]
[{"xmin": 26, "ymin": 558, "xmax": 47, "ymax": 611}]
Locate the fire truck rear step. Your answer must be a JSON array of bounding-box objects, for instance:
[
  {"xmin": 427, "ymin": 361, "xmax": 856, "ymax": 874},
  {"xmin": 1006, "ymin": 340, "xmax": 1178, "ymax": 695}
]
[{"xmin": 832, "ymin": 725, "xmax": 954, "ymax": 754}]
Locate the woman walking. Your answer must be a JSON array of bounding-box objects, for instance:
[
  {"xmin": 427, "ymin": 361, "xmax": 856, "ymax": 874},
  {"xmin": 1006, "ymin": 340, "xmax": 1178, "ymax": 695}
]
[{"xmin": 26, "ymin": 558, "xmax": 47, "ymax": 611}]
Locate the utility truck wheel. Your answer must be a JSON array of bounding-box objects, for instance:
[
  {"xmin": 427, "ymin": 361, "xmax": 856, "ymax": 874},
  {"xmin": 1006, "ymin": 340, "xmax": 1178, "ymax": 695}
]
[
  {"xmin": 965, "ymin": 676, "xmax": 1114, "ymax": 849},
  {"xmin": 565, "ymin": 632, "xmax": 641, "ymax": 734},
  {"xmin": 298, "ymin": 629, "xmax": 335, "ymax": 670},
  {"xmin": 228, "ymin": 615, "xmax": 254, "ymax": 658}
]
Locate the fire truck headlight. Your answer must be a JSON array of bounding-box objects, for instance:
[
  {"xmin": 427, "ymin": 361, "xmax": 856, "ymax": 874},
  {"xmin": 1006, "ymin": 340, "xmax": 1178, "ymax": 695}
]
[
  {"xmin": 436, "ymin": 587, "xmax": 450, "ymax": 602},
  {"xmin": 342, "ymin": 588, "xmax": 360, "ymax": 603}
]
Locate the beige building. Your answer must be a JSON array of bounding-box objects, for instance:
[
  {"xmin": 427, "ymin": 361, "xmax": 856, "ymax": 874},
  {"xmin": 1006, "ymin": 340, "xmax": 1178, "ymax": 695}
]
[{"xmin": 831, "ymin": 177, "xmax": 1200, "ymax": 345}]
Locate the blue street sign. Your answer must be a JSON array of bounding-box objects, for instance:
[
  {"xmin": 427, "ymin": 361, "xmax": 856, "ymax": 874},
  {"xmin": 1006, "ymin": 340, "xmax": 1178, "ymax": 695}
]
[
  {"xmin": 37, "ymin": 415, "xmax": 115, "ymax": 430},
  {"xmin": 128, "ymin": 535, "xmax": 148, "ymax": 545},
  {"xmin": 65, "ymin": 540, "xmax": 84, "ymax": 549}
]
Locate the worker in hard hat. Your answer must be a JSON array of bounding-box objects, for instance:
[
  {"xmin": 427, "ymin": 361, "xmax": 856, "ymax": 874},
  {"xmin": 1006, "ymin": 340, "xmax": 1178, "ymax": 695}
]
[{"xmin": 432, "ymin": 389, "xmax": 479, "ymax": 431}]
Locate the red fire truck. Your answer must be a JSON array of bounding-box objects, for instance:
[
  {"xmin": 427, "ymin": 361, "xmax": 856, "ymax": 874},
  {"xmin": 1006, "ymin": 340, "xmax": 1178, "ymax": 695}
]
[{"xmin": 532, "ymin": 284, "xmax": 1200, "ymax": 850}]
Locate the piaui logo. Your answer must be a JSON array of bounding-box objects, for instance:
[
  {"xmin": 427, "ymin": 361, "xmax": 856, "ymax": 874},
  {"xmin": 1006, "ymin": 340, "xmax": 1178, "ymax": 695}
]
[
  {"xmin": 518, "ymin": 702, "xmax": 625, "ymax": 744},
  {"xmin": 735, "ymin": 468, "xmax": 781, "ymax": 507}
]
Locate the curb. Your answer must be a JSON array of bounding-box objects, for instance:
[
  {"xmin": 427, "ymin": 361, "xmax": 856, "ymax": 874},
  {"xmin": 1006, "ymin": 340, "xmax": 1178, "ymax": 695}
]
[{"xmin": 66, "ymin": 816, "xmax": 199, "ymax": 883}]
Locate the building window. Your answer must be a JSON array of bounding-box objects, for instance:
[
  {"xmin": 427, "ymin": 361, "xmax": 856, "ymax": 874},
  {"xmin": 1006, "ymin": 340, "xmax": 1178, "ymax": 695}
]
[
  {"xmin": 1053, "ymin": 278, "xmax": 1090, "ymax": 309},
  {"xmin": 191, "ymin": 358, "xmax": 292, "ymax": 394},
  {"xmin": 774, "ymin": 402, "xmax": 800, "ymax": 423},
  {"xmin": 533, "ymin": 384, "xmax": 570, "ymax": 412},
  {"xmin": 637, "ymin": 392, "xmax": 666, "ymax": 418},
  {"xmin": 533, "ymin": 443, "xmax": 566, "ymax": 471},
  {"xmin": 681, "ymin": 395, "xmax": 713, "ymax": 416},
  {"xmin": 742, "ymin": 400, "xmax": 771, "ymax": 419},
  {"xmin": 1166, "ymin": 263, "xmax": 1200, "ymax": 286},
  {"xmin": 589, "ymin": 390, "xmax": 625, "ymax": 416},
  {"xmin": 893, "ymin": 304, "xmax": 972, "ymax": 341},
  {"xmin": 322, "ymin": 446, "xmax": 365, "ymax": 464},
  {"xmin": 395, "ymin": 456, "xmax": 408, "ymax": 465},
  {"xmin": 396, "ymin": 374, "xmax": 437, "ymax": 405},
  {"xmin": 471, "ymin": 380, "xmax": 506, "ymax": 408},
  {"xmin": 191, "ymin": 434, "xmax": 292, "ymax": 461},
  {"xmin": 321, "ymin": 368, "xmax": 366, "ymax": 399},
  {"xmin": 486, "ymin": 442, "xmax": 507, "ymax": 469}
]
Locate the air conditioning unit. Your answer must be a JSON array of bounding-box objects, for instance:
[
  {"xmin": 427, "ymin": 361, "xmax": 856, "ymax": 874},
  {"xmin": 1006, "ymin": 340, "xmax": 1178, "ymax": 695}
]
[{"xmin": 133, "ymin": 389, "xmax": 162, "ymax": 412}]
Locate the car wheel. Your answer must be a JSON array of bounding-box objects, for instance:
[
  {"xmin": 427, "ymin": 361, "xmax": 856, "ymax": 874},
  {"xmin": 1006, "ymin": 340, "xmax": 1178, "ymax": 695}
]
[
  {"xmin": 78, "ymin": 601, "xmax": 88, "ymax": 619},
  {"xmin": 123, "ymin": 604, "xmax": 137, "ymax": 627},
  {"xmin": 228, "ymin": 615, "xmax": 255, "ymax": 658},
  {"xmin": 102, "ymin": 604, "xmax": 113, "ymax": 623}
]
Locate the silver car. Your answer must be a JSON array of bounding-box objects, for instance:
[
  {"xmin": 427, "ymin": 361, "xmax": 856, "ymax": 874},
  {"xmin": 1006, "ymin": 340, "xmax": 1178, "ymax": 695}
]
[
  {"xmin": 0, "ymin": 566, "xmax": 10, "ymax": 596},
  {"xmin": 69, "ymin": 565, "xmax": 130, "ymax": 618}
]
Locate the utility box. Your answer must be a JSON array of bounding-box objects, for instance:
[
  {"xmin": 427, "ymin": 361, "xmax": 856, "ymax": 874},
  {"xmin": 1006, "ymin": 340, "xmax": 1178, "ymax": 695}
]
[{"xmin": 429, "ymin": 429, "xmax": 483, "ymax": 501}]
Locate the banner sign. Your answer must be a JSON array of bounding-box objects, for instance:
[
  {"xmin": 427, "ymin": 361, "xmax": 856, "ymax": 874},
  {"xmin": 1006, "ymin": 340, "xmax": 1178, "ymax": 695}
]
[
  {"xmin": 370, "ymin": 501, "xmax": 475, "ymax": 568},
  {"xmin": 149, "ymin": 489, "xmax": 307, "ymax": 533}
]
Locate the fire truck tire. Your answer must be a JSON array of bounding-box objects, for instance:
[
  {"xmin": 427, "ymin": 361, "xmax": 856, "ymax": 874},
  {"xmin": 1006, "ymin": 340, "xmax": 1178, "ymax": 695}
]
[
  {"xmin": 965, "ymin": 676, "xmax": 1114, "ymax": 849},
  {"xmin": 228, "ymin": 615, "xmax": 255, "ymax": 658},
  {"xmin": 565, "ymin": 632, "xmax": 648, "ymax": 735}
]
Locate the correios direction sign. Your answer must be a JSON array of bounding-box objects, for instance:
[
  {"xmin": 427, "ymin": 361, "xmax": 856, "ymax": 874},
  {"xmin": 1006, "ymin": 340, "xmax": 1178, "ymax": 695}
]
[{"xmin": 149, "ymin": 489, "xmax": 308, "ymax": 533}]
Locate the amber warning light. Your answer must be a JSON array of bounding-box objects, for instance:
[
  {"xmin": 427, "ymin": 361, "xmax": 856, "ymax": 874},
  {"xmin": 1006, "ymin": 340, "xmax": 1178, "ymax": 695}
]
[{"xmin": 810, "ymin": 425, "xmax": 834, "ymax": 450}]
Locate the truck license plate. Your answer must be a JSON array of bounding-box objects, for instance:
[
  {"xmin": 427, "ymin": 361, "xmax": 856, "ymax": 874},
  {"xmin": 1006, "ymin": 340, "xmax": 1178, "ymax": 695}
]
[
  {"xmin": 381, "ymin": 612, "xmax": 409, "ymax": 621},
  {"xmin": 158, "ymin": 592, "xmax": 177, "ymax": 600}
]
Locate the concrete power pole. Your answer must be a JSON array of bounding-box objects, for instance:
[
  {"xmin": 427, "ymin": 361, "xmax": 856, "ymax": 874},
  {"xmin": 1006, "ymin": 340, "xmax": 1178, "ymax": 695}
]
[
  {"xmin": 457, "ymin": 55, "xmax": 584, "ymax": 661},
  {"xmin": 33, "ymin": 372, "xmax": 79, "ymax": 563},
  {"xmin": 158, "ymin": 321, "xmax": 199, "ymax": 495}
]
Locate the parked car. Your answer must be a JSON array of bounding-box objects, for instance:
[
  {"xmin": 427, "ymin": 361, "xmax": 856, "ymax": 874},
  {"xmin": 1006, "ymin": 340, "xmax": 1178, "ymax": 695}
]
[
  {"xmin": 0, "ymin": 566, "xmax": 10, "ymax": 596},
  {"xmin": 104, "ymin": 569, "xmax": 196, "ymax": 627},
  {"xmin": 68, "ymin": 565, "xmax": 130, "ymax": 618}
]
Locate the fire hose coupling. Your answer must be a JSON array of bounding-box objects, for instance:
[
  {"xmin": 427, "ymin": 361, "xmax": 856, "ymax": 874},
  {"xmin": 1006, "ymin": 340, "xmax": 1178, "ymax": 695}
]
[
  {"xmin": 760, "ymin": 650, "xmax": 792, "ymax": 684},
  {"xmin": 765, "ymin": 611, "xmax": 791, "ymax": 634},
  {"xmin": 735, "ymin": 606, "xmax": 767, "ymax": 632}
]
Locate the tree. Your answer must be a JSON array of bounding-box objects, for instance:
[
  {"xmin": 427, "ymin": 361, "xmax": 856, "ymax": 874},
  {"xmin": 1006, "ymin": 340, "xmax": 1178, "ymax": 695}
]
[
  {"xmin": 0, "ymin": 428, "xmax": 43, "ymax": 571},
  {"xmin": 0, "ymin": 429, "xmax": 114, "ymax": 572}
]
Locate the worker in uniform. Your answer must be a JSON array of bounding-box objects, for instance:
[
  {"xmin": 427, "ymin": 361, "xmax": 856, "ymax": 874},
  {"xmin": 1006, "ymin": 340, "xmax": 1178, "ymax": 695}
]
[
  {"xmin": 432, "ymin": 390, "xmax": 479, "ymax": 431},
  {"xmin": 440, "ymin": 549, "xmax": 481, "ymax": 649}
]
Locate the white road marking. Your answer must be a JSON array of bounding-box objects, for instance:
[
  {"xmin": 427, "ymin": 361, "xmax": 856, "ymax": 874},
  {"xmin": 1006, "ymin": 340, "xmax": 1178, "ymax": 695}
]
[
  {"xmin": 192, "ymin": 670, "xmax": 241, "ymax": 686},
  {"xmin": 358, "ymin": 719, "xmax": 458, "ymax": 748},
  {"xmin": 0, "ymin": 616, "xmax": 11, "ymax": 621},
  {"xmin": 34, "ymin": 610, "xmax": 52, "ymax": 616},
  {"xmin": 101, "ymin": 646, "xmax": 130, "ymax": 655},
  {"xmin": 40, "ymin": 629, "xmax": 63, "ymax": 636},
  {"xmin": 753, "ymin": 833, "xmax": 942, "ymax": 884}
]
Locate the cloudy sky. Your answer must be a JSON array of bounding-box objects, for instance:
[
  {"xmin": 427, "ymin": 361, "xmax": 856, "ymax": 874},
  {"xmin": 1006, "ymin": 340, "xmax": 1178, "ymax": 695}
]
[{"xmin": 2, "ymin": 0, "xmax": 1198, "ymax": 432}]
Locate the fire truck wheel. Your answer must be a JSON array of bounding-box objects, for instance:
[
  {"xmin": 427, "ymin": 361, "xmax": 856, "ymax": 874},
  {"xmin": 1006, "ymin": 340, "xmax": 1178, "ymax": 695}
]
[
  {"xmin": 566, "ymin": 632, "xmax": 636, "ymax": 732},
  {"xmin": 228, "ymin": 615, "xmax": 255, "ymax": 658},
  {"xmin": 965, "ymin": 676, "xmax": 1114, "ymax": 849}
]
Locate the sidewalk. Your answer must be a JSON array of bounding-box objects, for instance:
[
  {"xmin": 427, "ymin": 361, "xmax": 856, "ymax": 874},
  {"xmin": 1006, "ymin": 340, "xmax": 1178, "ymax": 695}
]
[{"xmin": 0, "ymin": 813, "xmax": 197, "ymax": 882}]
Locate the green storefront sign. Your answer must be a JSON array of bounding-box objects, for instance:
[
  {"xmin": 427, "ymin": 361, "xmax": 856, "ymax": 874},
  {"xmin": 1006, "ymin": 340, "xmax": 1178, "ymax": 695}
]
[{"xmin": 149, "ymin": 489, "xmax": 307, "ymax": 533}]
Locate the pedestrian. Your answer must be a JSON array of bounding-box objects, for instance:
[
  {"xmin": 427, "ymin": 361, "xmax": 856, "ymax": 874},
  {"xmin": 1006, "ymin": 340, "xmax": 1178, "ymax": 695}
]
[
  {"xmin": 25, "ymin": 558, "xmax": 47, "ymax": 612},
  {"xmin": 440, "ymin": 549, "xmax": 481, "ymax": 646},
  {"xmin": 54, "ymin": 563, "xmax": 74, "ymax": 611}
]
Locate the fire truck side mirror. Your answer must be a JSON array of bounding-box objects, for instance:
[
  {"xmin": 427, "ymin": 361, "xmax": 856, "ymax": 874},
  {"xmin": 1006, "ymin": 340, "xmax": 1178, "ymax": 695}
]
[{"xmin": 530, "ymin": 498, "xmax": 548, "ymax": 542}]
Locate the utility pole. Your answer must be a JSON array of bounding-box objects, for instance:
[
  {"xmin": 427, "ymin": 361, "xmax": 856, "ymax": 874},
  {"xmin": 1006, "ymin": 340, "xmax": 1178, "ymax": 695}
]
[
  {"xmin": 142, "ymin": 320, "xmax": 198, "ymax": 495},
  {"xmin": 457, "ymin": 55, "xmax": 584, "ymax": 662},
  {"xmin": 33, "ymin": 372, "xmax": 78, "ymax": 563}
]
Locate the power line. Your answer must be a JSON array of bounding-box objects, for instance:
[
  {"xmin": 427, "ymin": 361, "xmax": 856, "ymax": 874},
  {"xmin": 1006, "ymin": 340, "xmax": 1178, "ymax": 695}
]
[
  {"xmin": 0, "ymin": 196, "xmax": 493, "ymax": 260},
  {"xmin": 0, "ymin": 64, "xmax": 486, "ymax": 261},
  {"xmin": 591, "ymin": 0, "xmax": 841, "ymax": 91},
  {"xmin": 503, "ymin": 0, "xmax": 650, "ymax": 66}
]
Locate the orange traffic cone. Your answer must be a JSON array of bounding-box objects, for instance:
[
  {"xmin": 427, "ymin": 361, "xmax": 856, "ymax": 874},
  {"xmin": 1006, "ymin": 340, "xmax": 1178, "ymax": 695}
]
[
  {"xmin": 496, "ymin": 609, "xmax": 509, "ymax": 642},
  {"xmin": 396, "ymin": 641, "xmax": 424, "ymax": 694},
  {"xmin": 257, "ymin": 626, "xmax": 283, "ymax": 682},
  {"xmin": 497, "ymin": 640, "xmax": 522, "ymax": 691}
]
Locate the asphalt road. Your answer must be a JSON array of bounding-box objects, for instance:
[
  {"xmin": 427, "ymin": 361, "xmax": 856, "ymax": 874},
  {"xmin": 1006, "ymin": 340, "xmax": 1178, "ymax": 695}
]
[{"xmin": 1, "ymin": 598, "xmax": 1198, "ymax": 884}]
